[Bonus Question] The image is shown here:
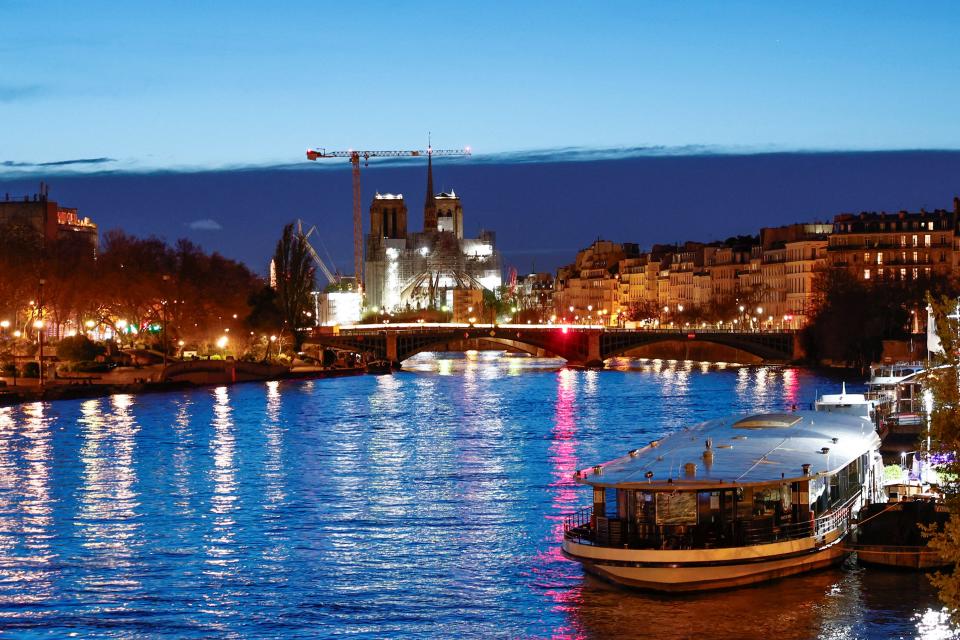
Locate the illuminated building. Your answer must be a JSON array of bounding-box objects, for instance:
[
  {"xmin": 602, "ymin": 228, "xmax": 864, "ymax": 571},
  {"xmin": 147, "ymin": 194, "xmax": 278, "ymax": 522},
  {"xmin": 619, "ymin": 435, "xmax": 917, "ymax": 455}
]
[
  {"xmin": 554, "ymin": 240, "xmax": 637, "ymax": 324},
  {"xmin": 0, "ymin": 183, "xmax": 98, "ymax": 252},
  {"xmin": 364, "ymin": 155, "xmax": 501, "ymax": 312},
  {"xmin": 827, "ymin": 200, "xmax": 959, "ymax": 283}
]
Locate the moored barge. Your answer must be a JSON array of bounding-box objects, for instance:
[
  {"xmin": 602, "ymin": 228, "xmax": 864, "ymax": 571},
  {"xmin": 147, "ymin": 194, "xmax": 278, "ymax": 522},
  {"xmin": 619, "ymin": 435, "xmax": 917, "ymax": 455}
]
[{"xmin": 562, "ymin": 411, "xmax": 884, "ymax": 592}]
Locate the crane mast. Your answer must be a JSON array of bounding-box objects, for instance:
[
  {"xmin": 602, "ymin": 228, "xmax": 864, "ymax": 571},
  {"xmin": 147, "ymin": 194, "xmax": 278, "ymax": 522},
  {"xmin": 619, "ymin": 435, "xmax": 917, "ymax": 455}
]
[{"xmin": 305, "ymin": 145, "xmax": 471, "ymax": 297}]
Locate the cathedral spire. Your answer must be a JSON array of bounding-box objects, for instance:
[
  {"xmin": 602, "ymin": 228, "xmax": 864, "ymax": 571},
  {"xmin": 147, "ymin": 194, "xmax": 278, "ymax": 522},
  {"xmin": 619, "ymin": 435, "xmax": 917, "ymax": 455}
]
[{"xmin": 423, "ymin": 138, "xmax": 437, "ymax": 231}]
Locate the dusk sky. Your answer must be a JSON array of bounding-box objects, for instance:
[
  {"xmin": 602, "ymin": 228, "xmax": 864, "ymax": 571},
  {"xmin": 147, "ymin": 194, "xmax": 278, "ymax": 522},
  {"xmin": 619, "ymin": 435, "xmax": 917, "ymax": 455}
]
[{"xmin": 3, "ymin": 2, "xmax": 960, "ymax": 274}]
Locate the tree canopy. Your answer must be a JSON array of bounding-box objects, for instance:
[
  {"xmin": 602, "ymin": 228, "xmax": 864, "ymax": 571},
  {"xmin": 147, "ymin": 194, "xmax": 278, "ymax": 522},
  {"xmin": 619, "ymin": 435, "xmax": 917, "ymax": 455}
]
[{"xmin": 272, "ymin": 223, "xmax": 316, "ymax": 350}]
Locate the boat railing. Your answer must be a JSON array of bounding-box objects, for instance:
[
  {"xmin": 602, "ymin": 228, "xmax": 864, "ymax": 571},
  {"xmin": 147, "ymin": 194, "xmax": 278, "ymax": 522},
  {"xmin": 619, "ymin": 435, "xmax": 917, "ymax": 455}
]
[
  {"xmin": 563, "ymin": 506, "xmax": 594, "ymax": 542},
  {"xmin": 564, "ymin": 492, "xmax": 862, "ymax": 550},
  {"xmin": 814, "ymin": 491, "xmax": 860, "ymax": 539}
]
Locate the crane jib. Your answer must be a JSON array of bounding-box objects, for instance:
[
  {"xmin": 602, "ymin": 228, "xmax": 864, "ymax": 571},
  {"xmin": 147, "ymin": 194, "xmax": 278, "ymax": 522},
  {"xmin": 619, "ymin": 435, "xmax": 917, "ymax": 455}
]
[{"xmin": 303, "ymin": 145, "xmax": 471, "ymax": 293}]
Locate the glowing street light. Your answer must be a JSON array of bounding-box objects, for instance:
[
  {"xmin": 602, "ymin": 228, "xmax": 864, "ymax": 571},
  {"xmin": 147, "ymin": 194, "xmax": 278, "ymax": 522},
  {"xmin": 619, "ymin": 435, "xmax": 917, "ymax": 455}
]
[
  {"xmin": 85, "ymin": 319, "xmax": 96, "ymax": 329},
  {"xmin": 216, "ymin": 335, "xmax": 229, "ymax": 349},
  {"xmin": 33, "ymin": 319, "xmax": 44, "ymax": 329}
]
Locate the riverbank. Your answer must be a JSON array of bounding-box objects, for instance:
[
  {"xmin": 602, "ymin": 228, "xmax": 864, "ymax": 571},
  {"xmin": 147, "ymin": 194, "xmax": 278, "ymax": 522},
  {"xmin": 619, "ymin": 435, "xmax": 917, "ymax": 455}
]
[{"xmin": 0, "ymin": 365, "xmax": 365, "ymax": 407}]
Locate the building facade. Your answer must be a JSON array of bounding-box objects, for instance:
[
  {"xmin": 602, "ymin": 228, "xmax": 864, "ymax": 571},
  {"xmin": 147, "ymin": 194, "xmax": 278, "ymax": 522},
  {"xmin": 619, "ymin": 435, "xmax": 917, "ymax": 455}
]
[
  {"xmin": 0, "ymin": 184, "xmax": 98, "ymax": 252},
  {"xmin": 364, "ymin": 155, "xmax": 501, "ymax": 312},
  {"xmin": 827, "ymin": 202, "xmax": 959, "ymax": 284}
]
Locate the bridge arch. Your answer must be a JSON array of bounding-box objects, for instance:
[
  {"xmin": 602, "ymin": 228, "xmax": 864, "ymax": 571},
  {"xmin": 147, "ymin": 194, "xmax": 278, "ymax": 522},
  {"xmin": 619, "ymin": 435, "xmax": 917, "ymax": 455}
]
[
  {"xmin": 602, "ymin": 339, "xmax": 765, "ymax": 365},
  {"xmin": 394, "ymin": 331, "xmax": 565, "ymax": 363}
]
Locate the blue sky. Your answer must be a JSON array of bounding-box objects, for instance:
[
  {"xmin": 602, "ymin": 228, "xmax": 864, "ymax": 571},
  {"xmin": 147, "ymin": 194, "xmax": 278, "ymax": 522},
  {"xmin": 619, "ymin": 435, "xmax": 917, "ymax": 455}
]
[{"xmin": 3, "ymin": 1, "xmax": 960, "ymax": 172}]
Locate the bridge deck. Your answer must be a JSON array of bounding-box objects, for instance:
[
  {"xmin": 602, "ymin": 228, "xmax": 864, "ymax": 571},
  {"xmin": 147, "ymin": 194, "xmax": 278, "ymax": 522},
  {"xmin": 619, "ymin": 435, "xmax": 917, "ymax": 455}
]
[{"xmin": 304, "ymin": 325, "xmax": 799, "ymax": 367}]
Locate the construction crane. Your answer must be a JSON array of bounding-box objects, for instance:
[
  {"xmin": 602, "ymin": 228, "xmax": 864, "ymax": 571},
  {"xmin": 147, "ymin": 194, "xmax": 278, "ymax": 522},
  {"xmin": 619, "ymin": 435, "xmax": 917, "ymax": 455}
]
[
  {"xmin": 305, "ymin": 144, "xmax": 471, "ymax": 295},
  {"xmin": 296, "ymin": 219, "xmax": 339, "ymax": 286}
]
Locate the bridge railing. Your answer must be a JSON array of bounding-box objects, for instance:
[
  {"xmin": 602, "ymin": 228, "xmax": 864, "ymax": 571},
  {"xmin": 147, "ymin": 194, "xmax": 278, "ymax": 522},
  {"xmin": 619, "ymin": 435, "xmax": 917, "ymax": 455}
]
[{"xmin": 318, "ymin": 324, "xmax": 796, "ymax": 335}]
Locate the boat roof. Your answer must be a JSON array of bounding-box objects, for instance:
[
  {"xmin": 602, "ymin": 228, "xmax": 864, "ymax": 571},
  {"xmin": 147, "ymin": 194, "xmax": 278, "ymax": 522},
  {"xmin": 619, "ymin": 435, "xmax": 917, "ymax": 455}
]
[{"xmin": 576, "ymin": 411, "xmax": 880, "ymax": 490}]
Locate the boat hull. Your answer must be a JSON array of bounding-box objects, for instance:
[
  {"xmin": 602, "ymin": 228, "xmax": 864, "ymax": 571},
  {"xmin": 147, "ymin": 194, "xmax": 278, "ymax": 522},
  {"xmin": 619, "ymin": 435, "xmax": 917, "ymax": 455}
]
[
  {"xmin": 853, "ymin": 544, "xmax": 951, "ymax": 570},
  {"xmin": 562, "ymin": 537, "xmax": 848, "ymax": 592}
]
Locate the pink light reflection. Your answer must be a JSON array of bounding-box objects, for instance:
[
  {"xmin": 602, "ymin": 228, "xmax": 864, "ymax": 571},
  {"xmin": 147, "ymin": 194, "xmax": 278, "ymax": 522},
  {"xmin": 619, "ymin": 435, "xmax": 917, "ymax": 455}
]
[{"xmin": 527, "ymin": 368, "xmax": 589, "ymax": 639}]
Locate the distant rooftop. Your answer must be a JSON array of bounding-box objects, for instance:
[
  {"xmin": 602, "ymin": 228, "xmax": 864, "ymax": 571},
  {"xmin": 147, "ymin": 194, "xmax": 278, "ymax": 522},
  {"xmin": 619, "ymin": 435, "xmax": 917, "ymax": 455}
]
[{"xmin": 374, "ymin": 192, "xmax": 403, "ymax": 200}]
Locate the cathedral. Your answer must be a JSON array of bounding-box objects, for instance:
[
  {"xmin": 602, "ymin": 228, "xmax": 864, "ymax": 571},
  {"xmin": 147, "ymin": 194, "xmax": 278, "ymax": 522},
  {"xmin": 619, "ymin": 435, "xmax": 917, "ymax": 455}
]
[{"xmin": 363, "ymin": 154, "xmax": 501, "ymax": 312}]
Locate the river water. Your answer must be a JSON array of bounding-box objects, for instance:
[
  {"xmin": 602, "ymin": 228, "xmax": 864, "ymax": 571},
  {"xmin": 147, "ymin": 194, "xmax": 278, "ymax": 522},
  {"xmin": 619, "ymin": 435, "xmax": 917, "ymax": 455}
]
[{"xmin": 0, "ymin": 353, "xmax": 954, "ymax": 639}]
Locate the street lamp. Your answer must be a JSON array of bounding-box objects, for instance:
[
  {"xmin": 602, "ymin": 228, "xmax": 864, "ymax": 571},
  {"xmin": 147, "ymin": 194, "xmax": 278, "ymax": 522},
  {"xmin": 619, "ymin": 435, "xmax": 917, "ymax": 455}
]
[
  {"xmin": 36, "ymin": 278, "xmax": 45, "ymax": 387},
  {"xmin": 161, "ymin": 274, "xmax": 171, "ymax": 368}
]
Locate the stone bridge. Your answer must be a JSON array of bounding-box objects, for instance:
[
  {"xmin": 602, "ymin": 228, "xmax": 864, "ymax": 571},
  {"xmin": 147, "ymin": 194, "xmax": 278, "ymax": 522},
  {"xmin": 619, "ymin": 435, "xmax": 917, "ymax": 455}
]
[{"xmin": 304, "ymin": 326, "xmax": 801, "ymax": 368}]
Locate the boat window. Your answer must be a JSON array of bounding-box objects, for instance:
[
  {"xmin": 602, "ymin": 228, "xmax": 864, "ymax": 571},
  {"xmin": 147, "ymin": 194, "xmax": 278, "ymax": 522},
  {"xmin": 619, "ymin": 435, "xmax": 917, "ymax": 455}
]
[
  {"xmin": 655, "ymin": 492, "xmax": 698, "ymax": 525},
  {"xmin": 633, "ymin": 490, "xmax": 656, "ymax": 524},
  {"xmin": 752, "ymin": 486, "xmax": 789, "ymax": 517}
]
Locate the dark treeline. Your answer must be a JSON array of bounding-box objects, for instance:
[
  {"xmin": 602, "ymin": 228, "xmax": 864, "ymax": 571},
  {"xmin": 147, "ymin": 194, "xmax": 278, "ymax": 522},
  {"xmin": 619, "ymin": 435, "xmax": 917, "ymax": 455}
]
[
  {"xmin": 0, "ymin": 217, "xmax": 284, "ymax": 355},
  {"xmin": 800, "ymin": 269, "xmax": 959, "ymax": 368}
]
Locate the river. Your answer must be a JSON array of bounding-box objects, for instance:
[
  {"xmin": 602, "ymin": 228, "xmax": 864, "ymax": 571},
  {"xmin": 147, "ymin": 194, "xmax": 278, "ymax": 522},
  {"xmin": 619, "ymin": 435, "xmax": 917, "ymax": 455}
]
[{"xmin": 0, "ymin": 353, "xmax": 953, "ymax": 639}]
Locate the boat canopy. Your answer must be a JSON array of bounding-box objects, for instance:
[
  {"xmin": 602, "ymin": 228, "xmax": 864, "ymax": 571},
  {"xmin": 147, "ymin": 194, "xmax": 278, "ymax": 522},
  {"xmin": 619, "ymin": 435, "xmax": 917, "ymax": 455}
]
[{"xmin": 577, "ymin": 411, "xmax": 880, "ymax": 490}]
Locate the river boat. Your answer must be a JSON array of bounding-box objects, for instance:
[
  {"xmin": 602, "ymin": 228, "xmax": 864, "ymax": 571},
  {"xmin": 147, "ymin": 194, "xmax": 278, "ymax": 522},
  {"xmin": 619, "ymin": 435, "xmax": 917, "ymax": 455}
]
[
  {"xmin": 850, "ymin": 497, "xmax": 950, "ymax": 570},
  {"xmin": 866, "ymin": 362, "xmax": 928, "ymax": 447},
  {"xmin": 562, "ymin": 411, "xmax": 885, "ymax": 592},
  {"xmin": 849, "ymin": 451, "xmax": 951, "ymax": 570},
  {"xmin": 814, "ymin": 383, "xmax": 876, "ymax": 423},
  {"xmin": 365, "ymin": 359, "xmax": 394, "ymax": 375}
]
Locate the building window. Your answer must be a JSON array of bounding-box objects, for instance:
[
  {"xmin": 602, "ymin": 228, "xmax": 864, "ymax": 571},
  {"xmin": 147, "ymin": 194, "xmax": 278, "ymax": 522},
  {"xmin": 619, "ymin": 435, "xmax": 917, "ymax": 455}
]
[
  {"xmin": 900, "ymin": 268, "xmax": 907, "ymax": 281},
  {"xmin": 925, "ymin": 267, "xmax": 932, "ymax": 278},
  {"xmin": 878, "ymin": 268, "xmax": 884, "ymax": 279},
  {"xmin": 925, "ymin": 234, "xmax": 932, "ymax": 247},
  {"xmin": 913, "ymin": 251, "xmax": 918, "ymax": 263},
  {"xmin": 912, "ymin": 268, "xmax": 918, "ymax": 280},
  {"xmin": 900, "ymin": 235, "xmax": 907, "ymax": 247},
  {"xmin": 912, "ymin": 235, "xmax": 918, "ymax": 247},
  {"xmin": 876, "ymin": 252, "xmax": 883, "ymax": 265},
  {"xmin": 864, "ymin": 252, "xmax": 869, "ymax": 263},
  {"xmin": 864, "ymin": 268, "xmax": 871, "ymax": 280}
]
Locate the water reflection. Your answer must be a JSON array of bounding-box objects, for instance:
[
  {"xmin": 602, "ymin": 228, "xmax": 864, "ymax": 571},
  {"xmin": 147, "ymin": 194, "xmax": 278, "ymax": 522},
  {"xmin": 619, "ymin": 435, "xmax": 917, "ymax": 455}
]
[
  {"xmin": 0, "ymin": 354, "xmax": 948, "ymax": 638},
  {"xmin": 0, "ymin": 403, "xmax": 55, "ymax": 611},
  {"xmin": 76, "ymin": 395, "xmax": 143, "ymax": 601}
]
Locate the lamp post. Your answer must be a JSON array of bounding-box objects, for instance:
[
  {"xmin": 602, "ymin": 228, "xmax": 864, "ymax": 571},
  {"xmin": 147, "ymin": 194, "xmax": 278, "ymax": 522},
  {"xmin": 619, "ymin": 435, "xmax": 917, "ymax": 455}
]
[
  {"xmin": 37, "ymin": 278, "xmax": 45, "ymax": 388},
  {"xmin": 161, "ymin": 274, "xmax": 170, "ymax": 368}
]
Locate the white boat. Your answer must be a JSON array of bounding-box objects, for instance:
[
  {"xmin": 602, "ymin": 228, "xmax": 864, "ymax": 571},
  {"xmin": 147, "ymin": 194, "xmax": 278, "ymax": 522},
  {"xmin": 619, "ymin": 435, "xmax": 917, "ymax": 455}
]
[
  {"xmin": 814, "ymin": 382, "xmax": 876, "ymax": 422},
  {"xmin": 866, "ymin": 362, "xmax": 930, "ymax": 445},
  {"xmin": 562, "ymin": 411, "xmax": 885, "ymax": 592}
]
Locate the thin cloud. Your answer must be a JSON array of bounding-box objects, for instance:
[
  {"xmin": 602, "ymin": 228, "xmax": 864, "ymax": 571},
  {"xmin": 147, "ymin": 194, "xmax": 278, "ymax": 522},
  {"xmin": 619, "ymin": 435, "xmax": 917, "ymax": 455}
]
[
  {"xmin": 0, "ymin": 84, "xmax": 45, "ymax": 103},
  {"xmin": 2, "ymin": 157, "xmax": 116, "ymax": 167},
  {"xmin": 187, "ymin": 218, "xmax": 223, "ymax": 231}
]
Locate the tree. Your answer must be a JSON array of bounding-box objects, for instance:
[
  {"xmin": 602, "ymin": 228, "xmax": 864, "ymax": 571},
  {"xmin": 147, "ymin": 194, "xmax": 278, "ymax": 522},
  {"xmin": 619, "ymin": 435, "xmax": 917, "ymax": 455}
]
[
  {"xmin": 246, "ymin": 285, "xmax": 283, "ymax": 335},
  {"xmin": 800, "ymin": 269, "xmax": 937, "ymax": 369},
  {"xmin": 626, "ymin": 300, "xmax": 659, "ymax": 322},
  {"xmin": 56, "ymin": 335, "xmax": 103, "ymax": 362},
  {"xmin": 925, "ymin": 296, "xmax": 960, "ymax": 620},
  {"xmin": 272, "ymin": 223, "xmax": 315, "ymax": 350}
]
